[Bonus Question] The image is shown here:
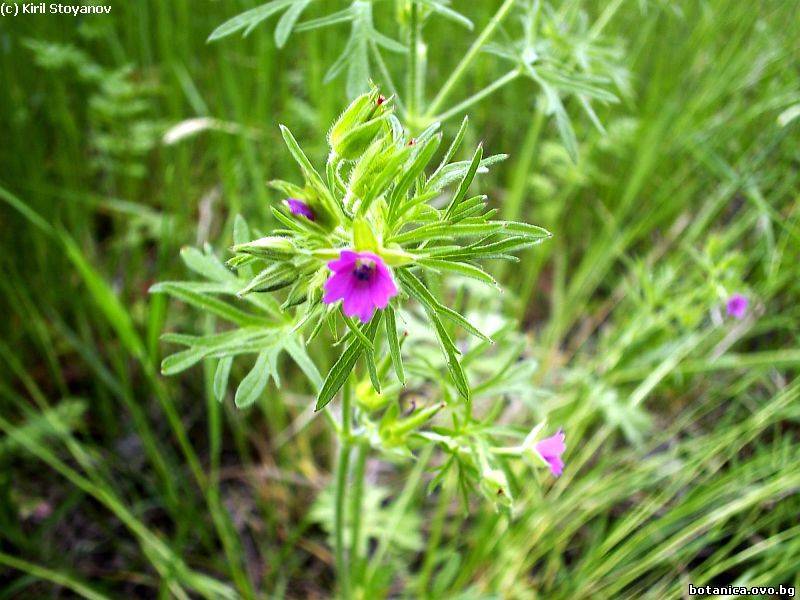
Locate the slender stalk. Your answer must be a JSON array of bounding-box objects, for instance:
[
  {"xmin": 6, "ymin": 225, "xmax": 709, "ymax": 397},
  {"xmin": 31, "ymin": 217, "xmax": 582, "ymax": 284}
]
[
  {"xmin": 425, "ymin": 0, "xmax": 517, "ymax": 118},
  {"xmin": 406, "ymin": 2, "xmax": 421, "ymax": 120},
  {"xmin": 503, "ymin": 104, "xmax": 545, "ymax": 222},
  {"xmin": 588, "ymin": 0, "xmax": 625, "ymax": 38},
  {"xmin": 0, "ymin": 551, "xmax": 110, "ymax": 600},
  {"xmin": 416, "ymin": 469, "xmax": 454, "ymax": 594},
  {"xmin": 432, "ymin": 69, "xmax": 521, "ymax": 123},
  {"xmin": 348, "ymin": 441, "xmax": 369, "ymax": 589},
  {"xmin": 334, "ymin": 377, "xmax": 353, "ymax": 599}
]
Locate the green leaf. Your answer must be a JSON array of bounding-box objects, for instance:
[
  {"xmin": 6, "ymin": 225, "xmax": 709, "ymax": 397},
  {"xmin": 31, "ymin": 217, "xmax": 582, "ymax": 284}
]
[
  {"xmin": 501, "ymin": 221, "xmax": 553, "ymax": 241},
  {"xmin": 283, "ymin": 337, "xmax": 323, "ymax": 389},
  {"xmin": 235, "ymin": 351, "xmax": 273, "ymax": 408},
  {"xmin": 431, "ymin": 115, "xmax": 468, "ymax": 180},
  {"xmin": 396, "ymin": 270, "xmax": 469, "ymax": 399},
  {"xmin": 208, "ymin": 0, "xmax": 294, "ymax": 42},
  {"xmin": 316, "ymin": 313, "xmax": 383, "ymax": 411},
  {"xmin": 418, "ymin": 258, "xmax": 498, "ymax": 288},
  {"xmin": 233, "ymin": 214, "xmax": 251, "ymax": 245},
  {"xmin": 414, "ymin": 0, "xmax": 473, "ymax": 30},
  {"xmin": 213, "ymin": 356, "xmax": 233, "ymax": 402},
  {"xmin": 390, "ymin": 133, "xmax": 442, "ymax": 210},
  {"xmin": 161, "ymin": 347, "xmax": 210, "ymax": 375},
  {"xmin": 445, "ymin": 143, "xmax": 482, "ymax": 217},
  {"xmin": 428, "ymin": 309, "xmax": 470, "ymax": 400},
  {"xmin": 436, "ymin": 304, "xmax": 492, "ymax": 343},
  {"xmin": 274, "ymin": 0, "xmax": 311, "ymax": 47},
  {"xmin": 295, "ymin": 7, "xmax": 354, "ymax": 33},
  {"xmin": 150, "ymin": 282, "xmax": 270, "ymax": 326},
  {"xmin": 537, "ymin": 67, "xmax": 619, "ymax": 104},
  {"xmin": 390, "ymin": 221, "xmax": 505, "ymax": 246},
  {"xmin": 385, "ymin": 306, "xmax": 405, "ymax": 384},
  {"xmin": 426, "ymin": 153, "xmax": 507, "ymax": 192},
  {"xmin": 279, "ymin": 124, "xmax": 325, "ymax": 187},
  {"xmin": 180, "ymin": 246, "xmax": 234, "ymax": 283},
  {"xmin": 542, "ymin": 85, "xmax": 578, "ymax": 163},
  {"xmin": 341, "ymin": 310, "xmax": 375, "ymax": 352},
  {"xmin": 279, "ymin": 125, "xmax": 341, "ymax": 220}
]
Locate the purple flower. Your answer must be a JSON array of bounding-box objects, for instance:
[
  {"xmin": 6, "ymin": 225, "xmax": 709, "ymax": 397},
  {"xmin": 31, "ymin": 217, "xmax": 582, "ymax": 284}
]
[
  {"xmin": 286, "ymin": 198, "xmax": 315, "ymax": 221},
  {"xmin": 726, "ymin": 294, "xmax": 748, "ymax": 320},
  {"xmin": 535, "ymin": 429, "xmax": 566, "ymax": 477},
  {"xmin": 323, "ymin": 250, "xmax": 398, "ymax": 323}
]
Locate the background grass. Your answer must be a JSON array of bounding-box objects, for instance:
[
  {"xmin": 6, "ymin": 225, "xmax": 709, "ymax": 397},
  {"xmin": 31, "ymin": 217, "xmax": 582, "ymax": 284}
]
[{"xmin": 1, "ymin": 0, "xmax": 799, "ymax": 597}]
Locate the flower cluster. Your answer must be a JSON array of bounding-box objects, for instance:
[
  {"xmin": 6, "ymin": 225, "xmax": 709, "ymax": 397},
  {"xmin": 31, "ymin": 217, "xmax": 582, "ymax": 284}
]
[
  {"xmin": 230, "ymin": 86, "xmax": 551, "ymax": 410},
  {"xmin": 154, "ymin": 90, "xmax": 564, "ymax": 513}
]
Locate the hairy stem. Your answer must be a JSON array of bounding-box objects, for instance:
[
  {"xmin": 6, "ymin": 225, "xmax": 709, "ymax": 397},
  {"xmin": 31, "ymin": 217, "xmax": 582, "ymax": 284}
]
[
  {"xmin": 416, "ymin": 469, "xmax": 454, "ymax": 594},
  {"xmin": 334, "ymin": 378, "xmax": 353, "ymax": 598},
  {"xmin": 348, "ymin": 442, "xmax": 368, "ymax": 590}
]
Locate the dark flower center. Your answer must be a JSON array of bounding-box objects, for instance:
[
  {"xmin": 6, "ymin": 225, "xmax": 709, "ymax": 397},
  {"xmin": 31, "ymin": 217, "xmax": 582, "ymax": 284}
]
[{"xmin": 353, "ymin": 259, "xmax": 375, "ymax": 281}]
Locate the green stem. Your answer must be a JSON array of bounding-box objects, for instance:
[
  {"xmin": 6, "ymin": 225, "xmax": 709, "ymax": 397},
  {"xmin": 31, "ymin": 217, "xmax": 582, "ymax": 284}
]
[
  {"xmin": 334, "ymin": 377, "xmax": 353, "ymax": 599},
  {"xmin": 348, "ymin": 442, "xmax": 369, "ymax": 589},
  {"xmin": 425, "ymin": 0, "xmax": 517, "ymax": 118},
  {"xmin": 589, "ymin": 0, "xmax": 625, "ymax": 38},
  {"xmin": 503, "ymin": 104, "xmax": 545, "ymax": 222},
  {"xmin": 0, "ymin": 551, "xmax": 110, "ymax": 600},
  {"xmin": 432, "ymin": 69, "xmax": 521, "ymax": 123},
  {"xmin": 407, "ymin": 2, "xmax": 420, "ymax": 120},
  {"xmin": 416, "ymin": 469, "xmax": 454, "ymax": 595}
]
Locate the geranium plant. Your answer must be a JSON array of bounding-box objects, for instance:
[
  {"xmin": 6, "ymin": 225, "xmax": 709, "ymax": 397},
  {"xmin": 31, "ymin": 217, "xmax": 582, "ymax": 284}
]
[
  {"xmin": 153, "ymin": 87, "xmax": 563, "ymax": 593},
  {"xmin": 149, "ymin": 0, "xmax": 618, "ymax": 594}
]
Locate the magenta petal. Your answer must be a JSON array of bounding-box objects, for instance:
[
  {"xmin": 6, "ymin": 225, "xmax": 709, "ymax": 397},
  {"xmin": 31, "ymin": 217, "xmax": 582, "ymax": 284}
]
[
  {"xmin": 547, "ymin": 456, "xmax": 564, "ymax": 477},
  {"xmin": 342, "ymin": 287, "xmax": 376, "ymax": 322},
  {"xmin": 322, "ymin": 249, "xmax": 398, "ymax": 322},
  {"xmin": 286, "ymin": 198, "xmax": 315, "ymax": 220},
  {"xmin": 535, "ymin": 429, "xmax": 566, "ymax": 477},
  {"xmin": 327, "ymin": 250, "xmax": 359, "ymax": 273},
  {"xmin": 726, "ymin": 293, "xmax": 748, "ymax": 320},
  {"xmin": 323, "ymin": 271, "xmax": 353, "ymax": 303}
]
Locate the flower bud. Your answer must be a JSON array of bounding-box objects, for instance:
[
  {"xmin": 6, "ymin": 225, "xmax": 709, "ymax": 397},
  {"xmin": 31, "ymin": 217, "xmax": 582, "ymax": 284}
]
[
  {"xmin": 355, "ymin": 379, "xmax": 390, "ymax": 412},
  {"xmin": 328, "ymin": 87, "xmax": 392, "ymax": 160},
  {"xmin": 232, "ymin": 236, "xmax": 294, "ymax": 259},
  {"xmin": 269, "ymin": 178, "xmax": 339, "ymax": 229}
]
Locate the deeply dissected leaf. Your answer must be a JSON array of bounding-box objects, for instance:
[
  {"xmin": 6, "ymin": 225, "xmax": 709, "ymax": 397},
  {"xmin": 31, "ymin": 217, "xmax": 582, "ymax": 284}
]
[{"xmin": 208, "ymin": 0, "xmax": 296, "ymax": 42}]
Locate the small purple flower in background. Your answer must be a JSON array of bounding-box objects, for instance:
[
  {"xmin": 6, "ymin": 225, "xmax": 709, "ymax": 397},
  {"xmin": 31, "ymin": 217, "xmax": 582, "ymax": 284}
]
[
  {"xmin": 323, "ymin": 250, "xmax": 398, "ymax": 323},
  {"xmin": 285, "ymin": 198, "xmax": 315, "ymax": 221},
  {"xmin": 535, "ymin": 429, "xmax": 566, "ymax": 477},
  {"xmin": 726, "ymin": 293, "xmax": 748, "ymax": 320}
]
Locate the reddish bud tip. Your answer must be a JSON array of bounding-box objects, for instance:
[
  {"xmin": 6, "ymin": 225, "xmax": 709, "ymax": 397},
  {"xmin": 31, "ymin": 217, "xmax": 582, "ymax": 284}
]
[{"xmin": 376, "ymin": 95, "xmax": 387, "ymax": 106}]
